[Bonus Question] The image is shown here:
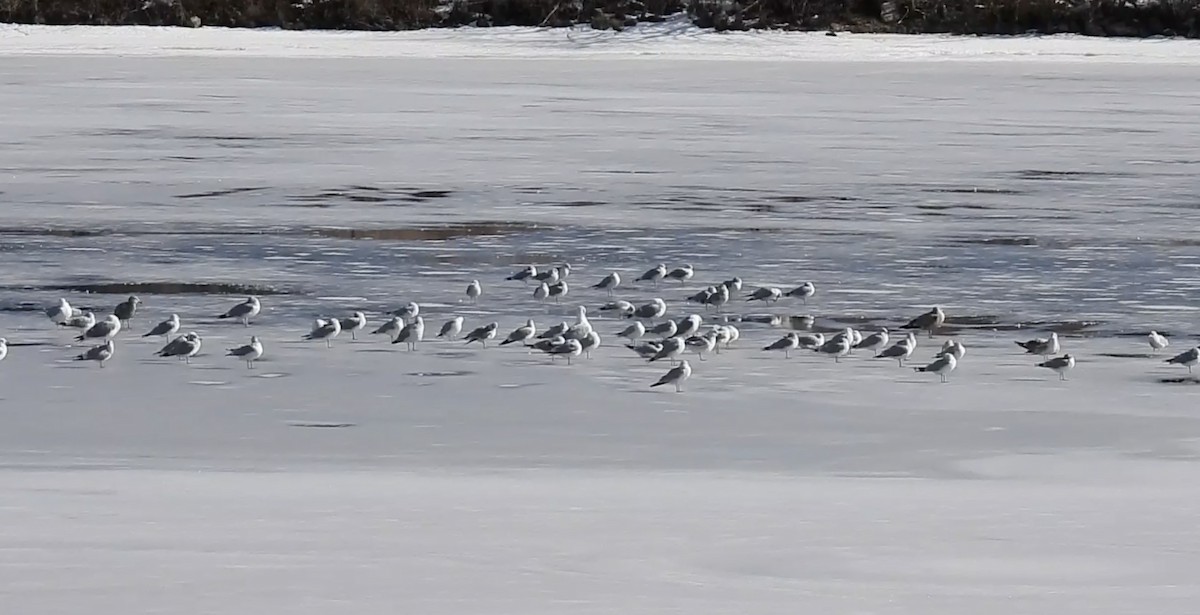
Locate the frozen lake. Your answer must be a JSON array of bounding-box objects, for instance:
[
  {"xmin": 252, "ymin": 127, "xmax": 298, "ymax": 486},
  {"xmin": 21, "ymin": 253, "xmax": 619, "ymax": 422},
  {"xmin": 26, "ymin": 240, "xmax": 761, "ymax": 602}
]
[{"xmin": 1, "ymin": 24, "xmax": 1200, "ymax": 614}]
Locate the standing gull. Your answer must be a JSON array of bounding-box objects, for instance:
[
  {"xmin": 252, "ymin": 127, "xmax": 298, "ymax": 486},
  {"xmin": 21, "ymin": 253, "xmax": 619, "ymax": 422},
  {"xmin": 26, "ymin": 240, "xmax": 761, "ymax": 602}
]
[
  {"xmin": 548, "ymin": 338, "xmax": 583, "ymax": 365},
  {"xmin": 1164, "ymin": 347, "xmax": 1199, "ymax": 373},
  {"xmin": 592, "ymin": 272, "xmax": 621, "ymax": 296},
  {"xmin": 746, "ymin": 287, "xmax": 782, "ymax": 304},
  {"xmin": 665, "ymin": 264, "xmax": 694, "ymax": 284},
  {"xmin": 625, "ymin": 340, "xmax": 663, "ymax": 360},
  {"xmin": 937, "ymin": 339, "xmax": 967, "ymax": 360},
  {"xmin": 763, "ymin": 332, "xmax": 801, "ymax": 358},
  {"xmin": 303, "ymin": 318, "xmax": 341, "ymax": 348},
  {"xmin": 723, "ymin": 277, "xmax": 743, "ymax": 294},
  {"xmin": 466, "ymin": 280, "xmax": 482, "ymax": 304},
  {"xmin": 218, "ymin": 296, "xmax": 261, "ymax": 327},
  {"xmin": 76, "ymin": 314, "xmax": 121, "ymax": 343},
  {"xmin": 339, "ymin": 311, "xmax": 367, "ymax": 340},
  {"xmin": 599, "ymin": 300, "xmax": 635, "ymax": 318},
  {"xmin": 113, "ymin": 295, "xmax": 141, "ymax": 324},
  {"xmin": 786, "ymin": 282, "xmax": 816, "ymax": 304},
  {"xmin": 616, "ymin": 321, "xmax": 646, "ymax": 342},
  {"xmin": 548, "ymin": 281, "xmax": 569, "ymax": 304},
  {"xmin": 564, "ymin": 306, "xmax": 593, "ymax": 341},
  {"xmin": 157, "ymin": 332, "xmax": 202, "ymax": 363},
  {"xmin": 437, "ymin": 316, "xmax": 464, "ymax": 341},
  {"xmin": 915, "ymin": 353, "xmax": 957, "ymax": 383},
  {"xmin": 815, "ymin": 335, "xmax": 852, "ymax": 363},
  {"xmin": 538, "ymin": 321, "xmax": 569, "ymax": 340},
  {"xmin": 636, "ymin": 264, "xmax": 667, "ymax": 286},
  {"xmin": 532, "ymin": 336, "xmax": 566, "ymax": 355},
  {"xmin": 707, "ymin": 285, "xmax": 730, "ymax": 313},
  {"xmin": 796, "ymin": 332, "xmax": 825, "ymax": 350},
  {"xmin": 46, "ymin": 298, "xmax": 74, "ymax": 326},
  {"xmin": 647, "ymin": 320, "xmax": 677, "ymax": 339},
  {"xmin": 372, "ymin": 316, "xmax": 403, "ymax": 342},
  {"xmin": 687, "ymin": 287, "xmax": 716, "ymax": 307},
  {"xmin": 648, "ymin": 336, "xmax": 685, "ymax": 365},
  {"xmin": 580, "ymin": 330, "xmax": 602, "ymax": 359},
  {"xmin": 61, "ymin": 311, "xmax": 96, "ymax": 331},
  {"xmin": 392, "ymin": 302, "xmax": 420, "ymax": 324},
  {"xmin": 1016, "ymin": 332, "xmax": 1059, "ymax": 358},
  {"xmin": 854, "ymin": 327, "xmax": 889, "ymax": 354},
  {"xmin": 507, "ymin": 265, "xmax": 536, "ymax": 284},
  {"xmin": 651, "ymin": 360, "xmax": 692, "ymax": 393},
  {"xmin": 1148, "ymin": 331, "xmax": 1169, "ymax": 353},
  {"xmin": 500, "ymin": 320, "xmax": 537, "ymax": 346},
  {"xmin": 557, "ymin": 263, "xmax": 572, "ymax": 279},
  {"xmin": 393, "ymin": 316, "xmax": 425, "ymax": 351},
  {"xmin": 226, "ymin": 336, "xmax": 264, "ymax": 369},
  {"xmin": 534, "ymin": 282, "xmax": 551, "ymax": 304},
  {"xmin": 1037, "ymin": 354, "xmax": 1076, "ymax": 381},
  {"xmin": 533, "ymin": 267, "xmax": 560, "ymax": 285},
  {"xmin": 0, "ymin": 338, "xmax": 7, "ymax": 364},
  {"xmin": 901, "ymin": 306, "xmax": 945, "ymax": 338},
  {"xmin": 463, "ymin": 322, "xmax": 499, "ymax": 347},
  {"xmin": 75, "ymin": 339, "xmax": 115, "ymax": 368},
  {"xmin": 674, "ymin": 314, "xmax": 703, "ymax": 339},
  {"xmin": 633, "ymin": 298, "xmax": 667, "ymax": 321},
  {"xmin": 684, "ymin": 331, "xmax": 717, "ymax": 361},
  {"xmin": 876, "ymin": 332, "xmax": 917, "ymax": 366},
  {"xmin": 142, "ymin": 313, "xmax": 181, "ymax": 339}
]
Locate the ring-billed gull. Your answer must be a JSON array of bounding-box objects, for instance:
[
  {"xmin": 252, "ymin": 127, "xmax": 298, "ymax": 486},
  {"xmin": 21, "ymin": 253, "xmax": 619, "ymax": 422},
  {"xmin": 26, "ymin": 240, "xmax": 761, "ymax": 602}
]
[
  {"xmin": 648, "ymin": 320, "xmax": 677, "ymax": 338},
  {"xmin": 557, "ymin": 263, "xmax": 572, "ymax": 279},
  {"xmin": 853, "ymin": 327, "xmax": 889, "ymax": 353},
  {"xmin": 915, "ymin": 353, "xmax": 957, "ymax": 383},
  {"xmin": 616, "ymin": 321, "xmax": 646, "ymax": 341},
  {"xmin": 392, "ymin": 302, "xmax": 420, "ymax": 323},
  {"xmin": 76, "ymin": 314, "xmax": 121, "ymax": 343},
  {"xmin": 393, "ymin": 316, "xmax": 425, "ymax": 351},
  {"xmin": 113, "ymin": 296, "xmax": 141, "ymax": 324},
  {"xmin": 218, "ymin": 296, "xmax": 260, "ymax": 327},
  {"xmin": 466, "ymin": 280, "xmax": 482, "ymax": 304},
  {"xmin": 746, "ymin": 287, "xmax": 782, "ymax": 304},
  {"xmin": 548, "ymin": 281, "xmax": 569, "ymax": 304},
  {"xmin": 534, "ymin": 282, "xmax": 551, "ymax": 303},
  {"xmin": 763, "ymin": 332, "xmax": 800, "ymax": 358},
  {"xmin": 157, "ymin": 332, "xmax": 202, "ymax": 363},
  {"xmin": 592, "ymin": 272, "xmax": 620, "ymax": 296},
  {"xmin": 339, "ymin": 311, "xmax": 367, "ymax": 340},
  {"xmin": 76, "ymin": 339, "xmax": 115, "ymax": 368},
  {"xmin": 304, "ymin": 317, "xmax": 341, "ymax": 348},
  {"xmin": 506, "ymin": 265, "xmax": 536, "ymax": 284},
  {"xmin": 599, "ymin": 300, "xmax": 635, "ymax": 318},
  {"xmin": 797, "ymin": 332, "xmax": 825, "ymax": 350},
  {"xmin": 538, "ymin": 321, "xmax": 569, "ymax": 340},
  {"xmin": 814, "ymin": 335, "xmax": 852, "ymax": 363},
  {"xmin": 674, "ymin": 314, "xmax": 702, "ymax": 339},
  {"xmin": 651, "ymin": 359, "xmax": 691, "ymax": 393},
  {"xmin": 463, "ymin": 322, "xmax": 499, "ymax": 347},
  {"xmin": 60, "ymin": 311, "xmax": 94, "ymax": 330},
  {"xmin": 1148, "ymin": 331, "xmax": 1169, "ymax": 353},
  {"xmin": 876, "ymin": 332, "xmax": 916, "ymax": 366},
  {"xmin": 226, "ymin": 336, "xmax": 264, "ymax": 369},
  {"xmin": 684, "ymin": 331, "xmax": 717, "ymax": 361},
  {"xmin": 532, "ymin": 335, "xmax": 566, "ymax": 354},
  {"xmin": 785, "ymin": 282, "xmax": 816, "ymax": 303},
  {"xmin": 500, "ymin": 319, "xmax": 537, "ymax": 346},
  {"xmin": 1164, "ymin": 347, "xmax": 1199, "ymax": 373},
  {"xmin": 563, "ymin": 306, "xmax": 592, "ymax": 340},
  {"xmin": 1037, "ymin": 354, "xmax": 1075, "ymax": 381},
  {"xmin": 687, "ymin": 287, "xmax": 716, "ymax": 306},
  {"xmin": 533, "ymin": 267, "xmax": 560, "ymax": 285},
  {"xmin": 722, "ymin": 277, "xmax": 743, "ymax": 293},
  {"xmin": 548, "ymin": 338, "xmax": 583, "ymax": 364},
  {"xmin": 633, "ymin": 298, "xmax": 667, "ymax": 320},
  {"xmin": 718, "ymin": 324, "xmax": 739, "ymax": 349},
  {"xmin": 1016, "ymin": 332, "xmax": 1059, "ymax": 358},
  {"xmin": 437, "ymin": 316, "xmax": 464, "ymax": 340},
  {"xmin": 580, "ymin": 330, "xmax": 601, "ymax": 359},
  {"xmin": 901, "ymin": 306, "xmax": 945, "ymax": 338},
  {"xmin": 625, "ymin": 340, "xmax": 663, "ymax": 359},
  {"xmin": 937, "ymin": 339, "xmax": 966, "ymax": 360},
  {"xmin": 648, "ymin": 337, "xmax": 685, "ymax": 364},
  {"xmin": 0, "ymin": 338, "xmax": 7, "ymax": 364},
  {"xmin": 142, "ymin": 313, "xmax": 181, "ymax": 339},
  {"xmin": 636, "ymin": 264, "xmax": 667, "ymax": 286},
  {"xmin": 707, "ymin": 285, "xmax": 730, "ymax": 313},
  {"xmin": 46, "ymin": 298, "xmax": 74, "ymax": 325},
  {"xmin": 665, "ymin": 264, "xmax": 694, "ymax": 284},
  {"xmin": 372, "ymin": 316, "xmax": 403, "ymax": 342}
]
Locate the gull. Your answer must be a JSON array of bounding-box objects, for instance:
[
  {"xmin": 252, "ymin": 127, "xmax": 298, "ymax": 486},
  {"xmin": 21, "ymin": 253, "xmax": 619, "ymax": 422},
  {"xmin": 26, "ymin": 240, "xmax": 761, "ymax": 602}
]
[
  {"xmin": 685, "ymin": 331, "xmax": 717, "ymax": 361},
  {"xmin": 548, "ymin": 338, "xmax": 583, "ymax": 365},
  {"xmin": 849, "ymin": 328, "xmax": 863, "ymax": 347},
  {"xmin": 616, "ymin": 321, "xmax": 646, "ymax": 342},
  {"xmin": 648, "ymin": 337, "xmax": 685, "ymax": 364},
  {"xmin": 76, "ymin": 314, "xmax": 121, "ymax": 343},
  {"xmin": 785, "ymin": 282, "xmax": 816, "ymax": 304},
  {"xmin": 674, "ymin": 314, "xmax": 703, "ymax": 339},
  {"xmin": 157, "ymin": 332, "xmax": 202, "ymax": 363},
  {"xmin": 937, "ymin": 339, "xmax": 967, "ymax": 360},
  {"xmin": 548, "ymin": 281, "xmax": 569, "ymax": 304},
  {"xmin": 1037, "ymin": 354, "xmax": 1076, "ymax": 381},
  {"xmin": 651, "ymin": 359, "xmax": 692, "ymax": 393},
  {"xmin": 599, "ymin": 300, "xmax": 635, "ymax": 318},
  {"xmin": 372, "ymin": 316, "xmax": 403, "ymax": 342},
  {"xmin": 914, "ymin": 353, "xmax": 957, "ymax": 383},
  {"xmin": 61, "ymin": 311, "xmax": 96, "ymax": 330},
  {"xmin": 720, "ymin": 324, "xmax": 740, "ymax": 349},
  {"xmin": 592, "ymin": 272, "xmax": 621, "ymax": 296},
  {"xmin": 437, "ymin": 316, "xmax": 464, "ymax": 341},
  {"xmin": 76, "ymin": 339, "xmax": 115, "ymax": 368},
  {"xmin": 464, "ymin": 322, "xmax": 499, "ymax": 347},
  {"xmin": 648, "ymin": 320, "xmax": 678, "ymax": 338},
  {"xmin": 636, "ymin": 263, "xmax": 667, "ymax": 286},
  {"xmin": 0, "ymin": 338, "xmax": 6, "ymax": 363},
  {"xmin": 538, "ymin": 321, "xmax": 569, "ymax": 340},
  {"xmin": 854, "ymin": 327, "xmax": 889, "ymax": 353},
  {"xmin": 339, "ymin": 311, "xmax": 367, "ymax": 340},
  {"xmin": 563, "ymin": 306, "xmax": 593, "ymax": 341},
  {"xmin": 580, "ymin": 330, "xmax": 601, "ymax": 359},
  {"xmin": 626, "ymin": 340, "xmax": 663, "ymax": 360},
  {"xmin": 876, "ymin": 332, "xmax": 917, "ymax": 366},
  {"xmin": 1148, "ymin": 331, "xmax": 1169, "ymax": 353},
  {"xmin": 557, "ymin": 263, "xmax": 572, "ymax": 279},
  {"xmin": 391, "ymin": 302, "xmax": 420, "ymax": 324},
  {"xmin": 665, "ymin": 264, "xmax": 694, "ymax": 284},
  {"xmin": 797, "ymin": 332, "xmax": 825, "ymax": 350},
  {"xmin": 142, "ymin": 313, "xmax": 181, "ymax": 339},
  {"xmin": 466, "ymin": 280, "xmax": 482, "ymax": 304},
  {"xmin": 711, "ymin": 325, "xmax": 732, "ymax": 353},
  {"xmin": 901, "ymin": 306, "xmax": 945, "ymax": 338},
  {"xmin": 532, "ymin": 336, "xmax": 566, "ymax": 354},
  {"xmin": 113, "ymin": 295, "xmax": 141, "ymax": 324},
  {"xmin": 1016, "ymin": 332, "xmax": 1059, "ymax": 358},
  {"xmin": 500, "ymin": 319, "xmax": 537, "ymax": 346},
  {"xmin": 687, "ymin": 287, "xmax": 716, "ymax": 307},
  {"xmin": 746, "ymin": 287, "xmax": 782, "ymax": 304},
  {"xmin": 763, "ymin": 332, "xmax": 801, "ymax": 358},
  {"xmin": 303, "ymin": 317, "xmax": 341, "ymax": 348},
  {"xmin": 722, "ymin": 277, "xmax": 743, "ymax": 293},
  {"xmin": 533, "ymin": 267, "xmax": 560, "ymax": 285},
  {"xmin": 814, "ymin": 335, "xmax": 852, "ymax": 363},
  {"xmin": 507, "ymin": 265, "xmax": 537, "ymax": 284},
  {"xmin": 1164, "ymin": 347, "xmax": 1199, "ymax": 373},
  {"xmin": 393, "ymin": 316, "xmax": 425, "ymax": 351},
  {"xmin": 46, "ymin": 298, "xmax": 74, "ymax": 325},
  {"xmin": 707, "ymin": 285, "xmax": 730, "ymax": 313},
  {"xmin": 534, "ymin": 282, "xmax": 551, "ymax": 303},
  {"xmin": 226, "ymin": 336, "xmax": 264, "ymax": 369},
  {"xmin": 633, "ymin": 298, "xmax": 667, "ymax": 320},
  {"xmin": 218, "ymin": 296, "xmax": 260, "ymax": 327}
]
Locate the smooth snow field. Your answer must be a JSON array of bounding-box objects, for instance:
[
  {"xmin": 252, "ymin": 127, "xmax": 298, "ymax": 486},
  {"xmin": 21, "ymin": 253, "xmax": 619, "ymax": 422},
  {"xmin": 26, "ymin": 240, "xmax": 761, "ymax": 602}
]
[{"xmin": 1, "ymin": 23, "xmax": 1200, "ymax": 614}]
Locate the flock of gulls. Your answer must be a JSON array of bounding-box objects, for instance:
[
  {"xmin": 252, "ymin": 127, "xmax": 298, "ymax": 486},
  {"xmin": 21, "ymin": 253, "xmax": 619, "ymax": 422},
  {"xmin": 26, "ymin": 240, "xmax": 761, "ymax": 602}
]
[{"xmin": 4, "ymin": 262, "xmax": 1198, "ymax": 392}]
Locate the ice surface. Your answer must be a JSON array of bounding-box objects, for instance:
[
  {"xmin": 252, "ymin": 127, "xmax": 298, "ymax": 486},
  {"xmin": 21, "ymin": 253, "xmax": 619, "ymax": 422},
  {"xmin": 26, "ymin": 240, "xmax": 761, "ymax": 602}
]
[{"xmin": 2, "ymin": 25, "xmax": 1200, "ymax": 614}]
